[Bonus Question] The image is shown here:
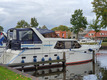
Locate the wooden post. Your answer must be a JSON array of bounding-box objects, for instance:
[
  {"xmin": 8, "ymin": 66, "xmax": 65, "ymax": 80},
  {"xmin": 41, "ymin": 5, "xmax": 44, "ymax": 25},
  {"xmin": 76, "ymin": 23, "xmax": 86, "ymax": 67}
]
[
  {"xmin": 34, "ymin": 65, "xmax": 37, "ymax": 71},
  {"xmin": 22, "ymin": 66, "xmax": 24, "ymax": 72},
  {"xmin": 92, "ymin": 50, "xmax": 95, "ymax": 74},
  {"xmin": 62, "ymin": 52, "xmax": 66, "ymax": 68}
]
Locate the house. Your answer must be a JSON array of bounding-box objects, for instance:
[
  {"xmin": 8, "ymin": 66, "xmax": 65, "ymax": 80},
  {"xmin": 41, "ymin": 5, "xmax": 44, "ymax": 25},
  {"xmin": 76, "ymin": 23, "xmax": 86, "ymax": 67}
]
[
  {"xmin": 71, "ymin": 30, "xmax": 90, "ymax": 39},
  {"xmin": 84, "ymin": 30, "xmax": 107, "ymax": 40},
  {"xmin": 55, "ymin": 31, "xmax": 66, "ymax": 38}
]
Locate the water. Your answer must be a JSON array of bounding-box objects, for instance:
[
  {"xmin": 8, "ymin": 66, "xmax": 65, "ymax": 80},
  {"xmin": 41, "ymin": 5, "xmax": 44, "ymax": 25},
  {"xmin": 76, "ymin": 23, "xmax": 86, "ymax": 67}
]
[
  {"xmin": 23, "ymin": 50, "xmax": 107, "ymax": 80},
  {"xmin": 96, "ymin": 50, "xmax": 107, "ymax": 68},
  {"xmin": 26, "ymin": 62, "xmax": 94, "ymax": 80}
]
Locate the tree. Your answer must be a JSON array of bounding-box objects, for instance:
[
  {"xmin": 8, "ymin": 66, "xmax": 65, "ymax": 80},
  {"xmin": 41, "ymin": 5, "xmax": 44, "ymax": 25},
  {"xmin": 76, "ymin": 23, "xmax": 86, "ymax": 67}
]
[
  {"xmin": 30, "ymin": 17, "xmax": 39, "ymax": 28},
  {"xmin": 38, "ymin": 26, "xmax": 42, "ymax": 29},
  {"xmin": 0, "ymin": 26, "xmax": 3, "ymax": 31},
  {"xmin": 16, "ymin": 20, "xmax": 30, "ymax": 28},
  {"xmin": 89, "ymin": 19, "xmax": 101, "ymax": 40},
  {"xmin": 51, "ymin": 25, "xmax": 69, "ymax": 31},
  {"xmin": 42, "ymin": 25, "xmax": 48, "ymax": 29},
  {"xmin": 57, "ymin": 25, "xmax": 69, "ymax": 31},
  {"xmin": 51, "ymin": 27, "xmax": 58, "ymax": 31},
  {"xmin": 92, "ymin": 0, "xmax": 107, "ymax": 28},
  {"xmin": 70, "ymin": 9, "xmax": 88, "ymax": 40}
]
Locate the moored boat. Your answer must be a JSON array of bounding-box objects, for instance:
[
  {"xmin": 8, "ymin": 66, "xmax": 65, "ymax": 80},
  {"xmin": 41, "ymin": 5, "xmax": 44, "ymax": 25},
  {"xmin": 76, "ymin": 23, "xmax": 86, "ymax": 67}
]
[{"xmin": 0, "ymin": 28, "xmax": 101, "ymax": 65}]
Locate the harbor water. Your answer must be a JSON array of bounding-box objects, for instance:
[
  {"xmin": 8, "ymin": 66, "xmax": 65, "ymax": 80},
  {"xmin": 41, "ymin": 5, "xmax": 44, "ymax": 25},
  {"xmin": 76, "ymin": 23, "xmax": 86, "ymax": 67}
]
[
  {"xmin": 0, "ymin": 50, "xmax": 107, "ymax": 80},
  {"xmin": 23, "ymin": 50, "xmax": 107, "ymax": 80}
]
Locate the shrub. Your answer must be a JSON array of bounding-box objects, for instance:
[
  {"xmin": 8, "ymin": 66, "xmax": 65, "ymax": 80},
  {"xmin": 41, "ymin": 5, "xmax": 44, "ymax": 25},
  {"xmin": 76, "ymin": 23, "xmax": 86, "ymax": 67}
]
[{"xmin": 103, "ymin": 38, "xmax": 107, "ymax": 42}]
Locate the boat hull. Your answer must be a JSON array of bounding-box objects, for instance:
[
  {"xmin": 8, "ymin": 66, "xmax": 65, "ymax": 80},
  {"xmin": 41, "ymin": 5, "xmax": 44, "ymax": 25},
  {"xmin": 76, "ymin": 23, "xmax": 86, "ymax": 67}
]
[{"xmin": 0, "ymin": 49, "xmax": 93, "ymax": 66}]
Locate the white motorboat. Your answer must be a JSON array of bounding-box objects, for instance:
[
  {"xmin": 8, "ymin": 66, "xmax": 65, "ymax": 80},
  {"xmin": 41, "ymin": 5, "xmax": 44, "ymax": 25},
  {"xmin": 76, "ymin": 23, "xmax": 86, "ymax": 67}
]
[
  {"xmin": 0, "ymin": 28, "xmax": 101, "ymax": 65},
  {"xmin": 79, "ymin": 38, "xmax": 96, "ymax": 43}
]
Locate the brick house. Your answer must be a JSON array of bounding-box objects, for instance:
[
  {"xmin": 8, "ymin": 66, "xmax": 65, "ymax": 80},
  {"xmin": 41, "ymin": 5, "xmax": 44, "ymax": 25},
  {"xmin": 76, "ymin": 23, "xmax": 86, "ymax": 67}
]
[
  {"xmin": 84, "ymin": 30, "xmax": 107, "ymax": 40},
  {"xmin": 55, "ymin": 31, "xmax": 66, "ymax": 38}
]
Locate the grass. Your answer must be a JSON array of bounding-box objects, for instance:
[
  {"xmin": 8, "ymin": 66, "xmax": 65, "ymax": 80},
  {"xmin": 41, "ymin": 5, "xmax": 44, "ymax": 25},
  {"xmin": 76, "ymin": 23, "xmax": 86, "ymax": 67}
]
[
  {"xmin": 0, "ymin": 66, "xmax": 31, "ymax": 80},
  {"xmin": 101, "ymin": 42, "xmax": 107, "ymax": 46}
]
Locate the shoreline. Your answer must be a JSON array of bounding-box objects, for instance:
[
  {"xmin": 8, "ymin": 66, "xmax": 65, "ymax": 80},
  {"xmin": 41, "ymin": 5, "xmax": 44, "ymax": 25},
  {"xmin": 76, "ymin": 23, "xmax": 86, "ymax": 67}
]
[{"xmin": 100, "ymin": 46, "xmax": 107, "ymax": 50}]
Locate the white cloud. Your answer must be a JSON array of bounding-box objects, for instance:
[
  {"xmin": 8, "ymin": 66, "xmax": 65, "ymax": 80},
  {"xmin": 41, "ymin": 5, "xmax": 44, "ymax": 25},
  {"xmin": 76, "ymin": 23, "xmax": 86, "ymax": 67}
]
[
  {"xmin": 0, "ymin": 0, "xmax": 96, "ymax": 31},
  {"xmin": 0, "ymin": 8, "xmax": 9, "ymax": 15}
]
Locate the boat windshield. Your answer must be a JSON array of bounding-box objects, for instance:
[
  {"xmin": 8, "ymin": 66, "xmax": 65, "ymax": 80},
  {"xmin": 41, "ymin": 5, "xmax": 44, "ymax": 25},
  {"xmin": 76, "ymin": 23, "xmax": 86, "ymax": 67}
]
[
  {"xmin": 54, "ymin": 41, "xmax": 81, "ymax": 49},
  {"xmin": 18, "ymin": 29, "xmax": 42, "ymax": 44},
  {"xmin": 19, "ymin": 30, "xmax": 32, "ymax": 41}
]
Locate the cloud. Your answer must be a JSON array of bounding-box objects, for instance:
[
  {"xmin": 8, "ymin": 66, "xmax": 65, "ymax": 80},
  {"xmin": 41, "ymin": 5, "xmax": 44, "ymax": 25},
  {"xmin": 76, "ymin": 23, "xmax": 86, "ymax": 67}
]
[{"xmin": 0, "ymin": 0, "xmax": 95, "ymax": 31}]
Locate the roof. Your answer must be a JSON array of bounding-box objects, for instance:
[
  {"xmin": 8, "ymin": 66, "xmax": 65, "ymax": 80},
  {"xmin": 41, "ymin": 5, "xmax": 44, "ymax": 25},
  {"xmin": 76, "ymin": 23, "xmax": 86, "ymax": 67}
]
[{"xmin": 84, "ymin": 30, "xmax": 107, "ymax": 38}]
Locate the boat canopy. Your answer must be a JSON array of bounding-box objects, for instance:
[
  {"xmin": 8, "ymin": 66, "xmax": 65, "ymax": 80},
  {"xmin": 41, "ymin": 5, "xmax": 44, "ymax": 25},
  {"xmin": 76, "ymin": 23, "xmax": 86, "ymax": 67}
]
[
  {"xmin": 36, "ymin": 28, "xmax": 54, "ymax": 34},
  {"xmin": 37, "ymin": 28, "xmax": 59, "ymax": 38}
]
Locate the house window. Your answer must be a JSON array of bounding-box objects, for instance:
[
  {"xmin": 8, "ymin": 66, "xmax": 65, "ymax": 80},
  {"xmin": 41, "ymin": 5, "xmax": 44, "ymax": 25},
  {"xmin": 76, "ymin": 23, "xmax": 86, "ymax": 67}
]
[
  {"xmin": 62, "ymin": 33, "xmax": 64, "ymax": 37},
  {"xmin": 91, "ymin": 33, "xmax": 94, "ymax": 36},
  {"xmin": 100, "ymin": 33, "xmax": 104, "ymax": 35},
  {"xmin": 57, "ymin": 34, "xmax": 59, "ymax": 36},
  {"xmin": 88, "ymin": 34, "xmax": 90, "ymax": 36},
  {"xmin": 88, "ymin": 33, "xmax": 94, "ymax": 36}
]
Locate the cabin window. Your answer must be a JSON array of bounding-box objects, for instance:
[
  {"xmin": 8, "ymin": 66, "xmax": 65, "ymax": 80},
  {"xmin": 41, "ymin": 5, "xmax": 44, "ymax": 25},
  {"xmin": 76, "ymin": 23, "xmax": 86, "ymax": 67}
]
[
  {"xmin": 19, "ymin": 30, "xmax": 33, "ymax": 41},
  {"xmin": 7, "ymin": 29, "xmax": 17, "ymax": 40},
  {"xmin": 54, "ymin": 41, "xmax": 81, "ymax": 49},
  {"xmin": 13, "ymin": 30, "xmax": 17, "ymax": 40},
  {"xmin": 18, "ymin": 29, "xmax": 42, "ymax": 44}
]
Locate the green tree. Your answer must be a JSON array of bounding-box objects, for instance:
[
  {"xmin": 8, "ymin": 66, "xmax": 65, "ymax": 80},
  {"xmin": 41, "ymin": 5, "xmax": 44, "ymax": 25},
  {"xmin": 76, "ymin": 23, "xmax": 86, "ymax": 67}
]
[
  {"xmin": 92, "ymin": 0, "xmax": 107, "ymax": 28},
  {"xmin": 30, "ymin": 17, "xmax": 39, "ymax": 28},
  {"xmin": 89, "ymin": 19, "xmax": 101, "ymax": 40},
  {"xmin": 70, "ymin": 9, "xmax": 88, "ymax": 40},
  {"xmin": 57, "ymin": 25, "xmax": 69, "ymax": 31},
  {"xmin": 38, "ymin": 26, "xmax": 42, "ymax": 29},
  {"xmin": 51, "ymin": 27, "xmax": 58, "ymax": 31},
  {"xmin": 51, "ymin": 25, "xmax": 69, "ymax": 31},
  {"xmin": 42, "ymin": 25, "xmax": 48, "ymax": 29},
  {"xmin": 0, "ymin": 26, "xmax": 3, "ymax": 31},
  {"xmin": 16, "ymin": 20, "xmax": 30, "ymax": 28}
]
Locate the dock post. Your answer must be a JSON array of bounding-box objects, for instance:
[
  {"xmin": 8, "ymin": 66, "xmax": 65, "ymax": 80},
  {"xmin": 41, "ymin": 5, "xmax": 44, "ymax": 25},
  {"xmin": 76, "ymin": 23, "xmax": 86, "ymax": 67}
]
[
  {"xmin": 92, "ymin": 50, "xmax": 95, "ymax": 74},
  {"xmin": 62, "ymin": 52, "xmax": 66, "ymax": 68},
  {"xmin": 34, "ymin": 65, "xmax": 37, "ymax": 71},
  {"xmin": 22, "ymin": 66, "xmax": 24, "ymax": 72}
]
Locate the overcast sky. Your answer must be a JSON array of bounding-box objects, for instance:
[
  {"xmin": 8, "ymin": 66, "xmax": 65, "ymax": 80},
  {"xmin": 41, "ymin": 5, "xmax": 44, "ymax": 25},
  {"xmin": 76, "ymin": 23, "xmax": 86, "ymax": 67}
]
[{"xmin": 0, "ymin": 0, "xmax": 96, "ymax": 32}]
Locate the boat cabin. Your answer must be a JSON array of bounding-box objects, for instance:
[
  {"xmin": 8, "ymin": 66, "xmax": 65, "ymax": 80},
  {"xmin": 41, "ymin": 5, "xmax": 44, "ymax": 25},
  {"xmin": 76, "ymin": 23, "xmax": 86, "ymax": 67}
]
[{"xmin": 6, "ymin": 28, "xmax": 81, "ymax": 50}]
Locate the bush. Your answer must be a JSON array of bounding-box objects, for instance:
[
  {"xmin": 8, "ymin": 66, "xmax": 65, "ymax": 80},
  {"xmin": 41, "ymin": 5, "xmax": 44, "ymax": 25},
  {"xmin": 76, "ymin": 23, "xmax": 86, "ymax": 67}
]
[{"xmin": 103, "ymin": 38, "xmax": 107, "ymax": 42}]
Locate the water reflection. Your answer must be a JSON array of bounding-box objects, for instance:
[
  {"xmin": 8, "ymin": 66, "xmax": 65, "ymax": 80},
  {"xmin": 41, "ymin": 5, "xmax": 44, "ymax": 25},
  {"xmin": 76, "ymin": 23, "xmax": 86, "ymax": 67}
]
[{"xmin": 26, "ymin": 62, "xmax": 96, "ymax": 80}]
